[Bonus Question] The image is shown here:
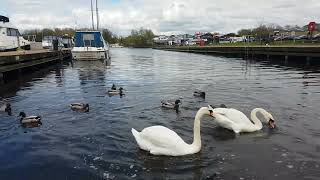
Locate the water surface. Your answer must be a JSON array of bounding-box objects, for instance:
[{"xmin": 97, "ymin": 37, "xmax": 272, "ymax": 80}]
[{"xmin": 0, "ymin": 48, "xmax": 320, "ymax": 179}]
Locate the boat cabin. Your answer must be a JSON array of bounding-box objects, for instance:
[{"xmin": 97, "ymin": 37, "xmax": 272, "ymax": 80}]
[
  {"xmin": 74, "ymin": 31, "xmax": 105, "ymax": 47},
  {"xmin": 0, "ymin": 15, "xmax": 30, "ymax": 51}
]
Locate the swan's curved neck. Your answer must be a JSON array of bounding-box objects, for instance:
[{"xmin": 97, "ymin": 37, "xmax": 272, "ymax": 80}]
[
  {"xmin": 250, "ymin": 108, "xmax": 264, "ymax": 130},
  {"xmin": 191, "ymin": 107, "xmax": 208, "ymax": 151}
]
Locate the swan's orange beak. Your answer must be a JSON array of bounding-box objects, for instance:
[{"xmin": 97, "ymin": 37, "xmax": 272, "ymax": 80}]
[{"xmin": 268, "ymin": 119, "xmax": 276, "ymax": 129}]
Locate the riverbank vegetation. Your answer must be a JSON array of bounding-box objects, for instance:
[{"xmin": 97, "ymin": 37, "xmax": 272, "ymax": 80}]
[
  {"xmin": 119, "ymin": 29, "xmax": 154, "ymax": 48},
  {"xmin": 214, "ymin": 40, "xmax": 320, "ymax": 47},
  {"xmin": 237, "ymin": 24, "xmax": 320, "ymax": 38},
  {"xmin": 23, "ymin": 27, "xmax": 155, "ymax": 48}
]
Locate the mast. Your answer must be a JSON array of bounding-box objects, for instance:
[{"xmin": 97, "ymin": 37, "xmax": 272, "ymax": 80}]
[
  {"xmin": 96, "ymin": 0, "xmax": 99, "ymax": 30},
  {"xmin": 91, "ymin": 0, "xmax": 95, "ymax": 30}
]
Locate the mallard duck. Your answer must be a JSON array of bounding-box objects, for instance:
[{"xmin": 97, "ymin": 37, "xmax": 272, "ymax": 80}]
[
  {"xmin": 0, "ymin": 102, "xmax": 12, "ymax": 116},
  {"xmin": 111, "ymin": 84, "xmax": 117, "ymax": 90},
  {"xmin": 107, "ymin": 87, "xmax": 124, "ymax": 96},
  {"xmin": 70, "ymin": 103, "xmax": 89, "ymax": 112},
  {"xmin": 161, "ymin": 99, "xmax": 181, "ymax": 111},
  {"xmin": 193, "ymin": 90, "xmax": 206, "ymax": 98},
  {"xmin": 18, "ymin": 112, "xmax": 42, "ymax": 127}
]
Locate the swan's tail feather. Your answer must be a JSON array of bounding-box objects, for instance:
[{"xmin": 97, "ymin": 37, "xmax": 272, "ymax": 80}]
[
  {"xmin": 131, "ymin": 128, "xmax": 142, "ymax": 145},
  {"xmin": 131, "ymin": 128, "xmax": 139, "ymax": 139}
]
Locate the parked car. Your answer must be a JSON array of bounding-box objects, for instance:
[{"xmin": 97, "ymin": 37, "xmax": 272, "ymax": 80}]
[
  {"xmin": 295, "ymin": 35, "xmax": 308, "ymax": 40},
  {"xmin": 313, "ymin": 33, "xmax": 320, "ymax": 39},
  {"xmin": 273, "ymin": 36, "xmax": 294, "ymax": 41},
  {"xmin": 273, "ymin": 36, "xmax": 282, "ymax": 41}
]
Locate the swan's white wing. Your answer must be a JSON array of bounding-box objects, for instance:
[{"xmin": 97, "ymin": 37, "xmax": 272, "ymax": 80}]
[
  {"xmin": 132, "ymin": 126, "xmax": 188, "ymax": 155},
  {"xmin": 214, "ymin": 108, "xmax": 252, "ymax": 125},
  {"xmin": 140, "ymin": 126, "xmax": 186, "ymax": 147},
  {"xmin": 213, "ymin": 113, "xmax": 241, "ymax": 133}
]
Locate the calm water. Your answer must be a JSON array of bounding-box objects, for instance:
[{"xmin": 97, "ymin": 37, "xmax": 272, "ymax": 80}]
[{"xmin": 0, "ymin": 48, "xmax": 320, "ymax": 180}]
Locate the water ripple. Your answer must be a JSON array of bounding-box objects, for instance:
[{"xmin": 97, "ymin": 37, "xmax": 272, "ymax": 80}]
[{"xmin": 0, "ymin": 48, "xmax": 319, "ymax": 179}]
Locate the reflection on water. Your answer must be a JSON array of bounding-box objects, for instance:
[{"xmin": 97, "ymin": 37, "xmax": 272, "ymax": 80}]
[{"xmin": 0, "ymin": 48, "xmax": 320, "ymax": 179}]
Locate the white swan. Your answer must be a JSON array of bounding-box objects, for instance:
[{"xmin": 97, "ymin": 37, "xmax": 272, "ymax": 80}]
[
  {"xmin": 131, "ymin": 106, "xmax": 214, "ymax": 156},
  {"xmin": 208, "ymin": 105, "xmax": 276, "ymax": 133}
]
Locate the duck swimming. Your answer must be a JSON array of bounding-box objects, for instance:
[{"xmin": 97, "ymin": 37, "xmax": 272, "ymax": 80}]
[
  {"xmin": 107, "ymin": 87, "xmax": 124, "ymax": 96},
  {"xmin": 111, "ymin": 84, "xmax": 117, "ymax": 90},
  {"xmin": 18, "ymin": 112, "xmax": 42, "ymax": 127},
  {"xmin": 193, "ymin": 90, "xmax": 206, "ymax": 98},
  {"xmin": 70, "ymin": 103, "xmax": 90, "ymax": 112},
  {"xmin": 0, "ymin": 102, "xmax": 12, "ymax": 116},
  {"xmin": 210, "ymin": 104, "xmax": 228, "ymax": 109},
  {"xmin": 161, "ymin": 99, "xmax": 181, "ymax": 112}
]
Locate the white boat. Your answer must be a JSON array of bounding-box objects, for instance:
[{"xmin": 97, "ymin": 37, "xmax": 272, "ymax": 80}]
[
  {"xmin": 71, "ymin": 31, "xmax": 110, "ymax": 61},
  {"xmin": 71, "ymin": 0, "xmax": 110, "ymax": 61},
  {"xmin": 42, "ymin": 36, "xmax": 64, "ymax": 49},
  {"xmin": 61, "ymin": 35, "xmax": 74, "ymax": 48},
  {"xmin": 110, "ymin": 43, "xmax": 124, "ymax": 48},
  {"xmin": 0, "ymin": 15, "xmax": 30, "ymax": 51}
]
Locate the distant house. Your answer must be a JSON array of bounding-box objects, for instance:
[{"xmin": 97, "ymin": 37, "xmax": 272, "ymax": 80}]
[
  {"xmin": 200, "ymin": 33, "xmax": 214, "ymax": 44},
  {"xmin": 153, "ymin": 35, "xmax": 169, "ymax": 45},
  {"xmin": 242, "ymin": 35, "xmax": 255, "ymax": 42}
]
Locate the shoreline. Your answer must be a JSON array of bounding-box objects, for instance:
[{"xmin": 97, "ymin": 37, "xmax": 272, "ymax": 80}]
[{"xmin": 153, "ymin": 45, "xmax": 320, "ymax": 65}]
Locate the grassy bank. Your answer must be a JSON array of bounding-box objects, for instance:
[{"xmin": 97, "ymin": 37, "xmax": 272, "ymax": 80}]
[
  {"xmin": 153, "ymin": 40, "xmax": 320, "ymax": 49},
  {"xmin": 213, "ymin": 40, "xmax": 320, "ymax": 47}
]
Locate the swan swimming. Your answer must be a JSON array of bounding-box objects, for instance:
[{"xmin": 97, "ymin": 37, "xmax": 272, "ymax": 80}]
[
  {"xmin": 208, "ymin": 105, "xmax": 276, "ymax": 133},
  {"xmin": 131, "ymin": 106, "xmax": 214, "ymax": 156}
]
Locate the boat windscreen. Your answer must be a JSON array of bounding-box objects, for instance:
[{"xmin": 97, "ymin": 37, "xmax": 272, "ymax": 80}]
[
  {"xmin": 0, "ymin": 16, "xmax": 9, "ymax": 23},
  {"xmin": 74, "ymin": 32, "xmax": 104, "ymax": 47}
]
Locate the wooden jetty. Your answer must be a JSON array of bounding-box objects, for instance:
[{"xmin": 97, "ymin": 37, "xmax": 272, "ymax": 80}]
[
  {"xmin": 0, "ymin": 49, "xmax": 71, "ymax": 81},
  {"xmin": 154, "ymin": 46, "xmax": 320, "ymax": 65}
]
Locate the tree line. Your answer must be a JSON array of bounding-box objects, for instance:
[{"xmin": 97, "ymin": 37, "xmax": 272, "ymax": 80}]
[
  {"xmin": 237, "ymin": 24, "xmax": 319, "ymax": 39},
  {"xmin": 22, "ymin": 27, "xmax": 155, "ymax": 47}
]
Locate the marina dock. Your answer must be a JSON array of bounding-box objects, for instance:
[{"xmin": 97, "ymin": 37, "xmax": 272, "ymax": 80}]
[
  {"xmin": 0, "ymin": 49, "xmax": 71, "ymax": 81},
  {"xmin": 154, "ymin": 46, "xmax": 320, "ymax": 65}
]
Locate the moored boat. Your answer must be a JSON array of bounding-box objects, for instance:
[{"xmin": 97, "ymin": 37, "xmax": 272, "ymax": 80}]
[
  {"xmin": 71, "ymin": 31, "xmax": 110, "ymax": 61},
  {"xmin": 0, "ymin": 15, "xmax": 30, "ymax": 51}
]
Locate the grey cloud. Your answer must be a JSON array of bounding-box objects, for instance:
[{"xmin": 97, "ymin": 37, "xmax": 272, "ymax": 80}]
[{"xmin": 2, "ymin": 0, "xmax": 320, "ymax": 35}]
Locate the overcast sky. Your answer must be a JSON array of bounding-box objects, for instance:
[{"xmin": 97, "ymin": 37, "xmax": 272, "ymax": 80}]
[{"xmin": 1, "ymin": 0, "xmax": 319, "ymax": 35}]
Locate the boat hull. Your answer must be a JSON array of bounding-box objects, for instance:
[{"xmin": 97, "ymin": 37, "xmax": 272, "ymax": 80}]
[{"xmin": 71, "ymin": 49, "xmax": 109, "ymax": 61}]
